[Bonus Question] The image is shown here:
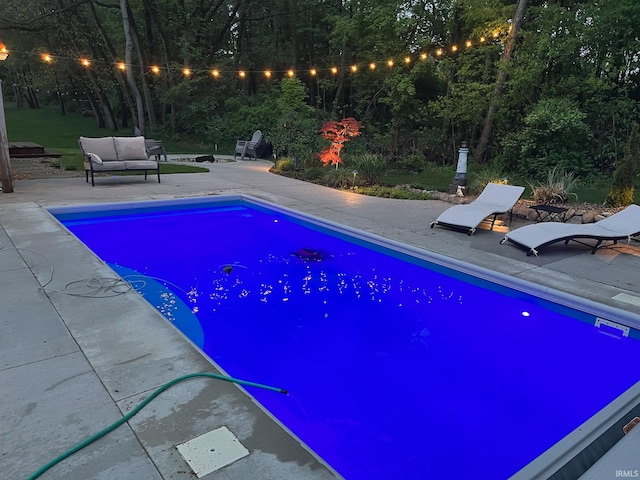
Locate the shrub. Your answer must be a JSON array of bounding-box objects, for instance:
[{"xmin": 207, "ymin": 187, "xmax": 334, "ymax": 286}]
[
  {"xmin": 350, "ymin": 153, "xmax": 388, "ymax": 186},
  {"xmin": 528, "ymin": 166, "xmax": 579, "ymax": 204},
  {"xmin": 273, "ymin": 157, "xmax": 295, "ymax": 172},
  {"xmin": 303, "ymin": 167, "xmax": 324, "ymax": 181},
  {"xmin": 498, "ymin": 97, "xmax": 591, "ymax": 178},
  {"xmin": 356, "ymin": 185, "xmax": 434, "ymax": 200},
  {"xmin": 395, "ymin": 154, "xmax": 426, "ymax": 173},
  {"xmin": 468, "ymin": 165, "xmax": 509, "ymax": 195},
  {"xmin": 605, "ymin": 123, "xmax": 640, "ymax": 207},
  {"xmin": 321, "ymin": 168, "xmax": 354, "ymax": 188}
]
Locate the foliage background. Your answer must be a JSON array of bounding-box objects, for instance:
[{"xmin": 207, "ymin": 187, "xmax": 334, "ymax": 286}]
[{"xmin": 0, "ymin": 0, "xmax": 639, "ymax": 188}]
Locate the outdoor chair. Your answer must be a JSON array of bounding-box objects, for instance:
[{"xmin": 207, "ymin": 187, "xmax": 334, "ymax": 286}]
[
  {"xmin": 500, "ymin": 204, "xmax": 640, "ymax": 256},
  {"xmin": 430, "ymin": 183, "xmax": 526, "ymax": 235},
  {"xmin": 134, "ymin": 126, "xmax": 168, "ymax": 162},
  {"xmin": 234, "ymin": 130, "xmax": 262, "ymax": 160}
]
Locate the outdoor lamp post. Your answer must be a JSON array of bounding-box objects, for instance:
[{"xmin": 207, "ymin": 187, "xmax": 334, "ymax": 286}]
[
  {"xmin": 448, "ymin": 141, "xmax": 468, "ymax": 195},
  {"xmin": 0, "ymin": 43, "xmax": 13, "ymax": 193}
]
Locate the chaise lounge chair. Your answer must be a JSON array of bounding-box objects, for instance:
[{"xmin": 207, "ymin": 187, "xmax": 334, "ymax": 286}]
[
  {"xmin": 430, "ymin": 183, "xmax": 526, "ymax": 236},
  {"xmin": 234, "ymin": 130, "xmax": 262, "ymax": 160},
  {"xmin": 500, "ymin": 204, "xmax": 640, "ymax": 256}
]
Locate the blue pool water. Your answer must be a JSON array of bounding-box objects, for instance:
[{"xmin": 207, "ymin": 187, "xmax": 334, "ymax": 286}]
[{"xmin": 52, "ymin": 198, "xmax": 640, "ymax": 479}]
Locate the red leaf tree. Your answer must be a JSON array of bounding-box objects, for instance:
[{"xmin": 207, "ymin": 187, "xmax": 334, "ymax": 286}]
[{"xmin": 319, "ymin": 117, "xmax": 363, "ymax": 168}]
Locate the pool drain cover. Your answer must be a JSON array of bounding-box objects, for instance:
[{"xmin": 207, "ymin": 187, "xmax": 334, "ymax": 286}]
[{"xmin": 176, "ymin": 426, "xmax": 249, "ymax": 477}]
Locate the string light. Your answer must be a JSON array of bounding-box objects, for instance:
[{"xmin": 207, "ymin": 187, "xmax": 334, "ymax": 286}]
[{"xmin": 2, "ymin": 27, "xmax": 506, "ymax": 85}]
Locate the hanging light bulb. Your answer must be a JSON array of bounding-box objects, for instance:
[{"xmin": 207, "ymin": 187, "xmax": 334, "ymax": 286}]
[
  {"xmin": 330, "ymin": 66, "xmax": 338, "ymax": 74},
  {"xmin": 117, "ymin": 62, "xmax": 126, "ymax": 71},
  {"xmin": 264, "ymin": 70, "xmax": 272, "ymax": 78},
  {"xmin": 182, "ymin": 67, "xmax": 191, "ymax": 76},
  {"xmin": 211, "ymin": 69, "xmax": 220, "ymax": 78},
  {"xmin": 287, "ymin": 69, "xmax": 295, "ymax": 77},
  {"xmin": 42, "ymin": 53, "xmax": 53, "ymax": 63},
  {"xmin": 151, "ymin": 65, "xmax": 161, "ymax": 74},
  {"xmin": 238, "ymin": 70, "xmax": 246, "ymax": 78},
  {"xmin": 80, "ymin": 58, "xmax": 90, "ymax": 67}
]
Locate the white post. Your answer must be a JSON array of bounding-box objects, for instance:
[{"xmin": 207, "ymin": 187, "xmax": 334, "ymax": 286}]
[
  {"xmin": 0, "ymin": 79, "xmax": 13, "ymax": 193},
  {"xmin": 448, "ymin": 141, "xmax": 468, "ymax": 194}
]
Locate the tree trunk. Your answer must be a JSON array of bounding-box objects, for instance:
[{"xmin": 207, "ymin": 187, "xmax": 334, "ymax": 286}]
[
  {"xmin": 475, "ymin": 0, "xmax": 528, "ymax": 163},
  {"xmin": 126, "ymin": 0, "xmax": 157, "ymax": 129},
  {"xmin": 120, "ymin": 0, "xmax": 145, "ymax": 133}
]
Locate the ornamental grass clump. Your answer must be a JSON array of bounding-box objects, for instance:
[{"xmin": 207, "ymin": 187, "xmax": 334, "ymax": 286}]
[{"xmin": 529, "ymin": 166, "xmax": 579, "ymax": 204}]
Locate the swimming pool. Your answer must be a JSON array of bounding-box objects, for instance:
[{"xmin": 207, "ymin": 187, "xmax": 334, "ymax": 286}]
[{"xmin": 50, "ymin": 195, "xmax": 640, "ymax": 479}]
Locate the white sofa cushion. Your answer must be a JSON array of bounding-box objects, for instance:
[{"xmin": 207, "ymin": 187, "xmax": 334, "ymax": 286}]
[
  {"xmin": 79, "ymin": 136, "xmax": 117, "ymax": 161},
  {"xmin": 114, "ymin": 136, "xmax": 147, "ymax": 161}
]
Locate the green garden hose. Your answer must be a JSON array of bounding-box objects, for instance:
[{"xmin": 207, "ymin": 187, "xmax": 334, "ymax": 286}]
[{"xmin": 28, "ymin": 372, "xmax": 287, "ymax": 480}]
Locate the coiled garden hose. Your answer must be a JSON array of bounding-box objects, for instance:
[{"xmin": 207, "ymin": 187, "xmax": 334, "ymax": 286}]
[{"xmin": 28, "ymin": 372, "xmax": 288, "ymax": 480}]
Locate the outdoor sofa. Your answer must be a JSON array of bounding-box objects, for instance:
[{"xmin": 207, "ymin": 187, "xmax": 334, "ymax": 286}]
[{"xmin": 79, "ymin": 136, "xmax": 160, "ymax": 186}]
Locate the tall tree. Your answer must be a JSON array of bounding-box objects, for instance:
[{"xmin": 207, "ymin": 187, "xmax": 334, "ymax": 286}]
[{"xmin": 475, "ymin": 0, "xmax": 527, "ymax": 163}]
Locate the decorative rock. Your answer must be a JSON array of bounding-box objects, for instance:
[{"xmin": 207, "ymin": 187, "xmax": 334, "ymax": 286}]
[
  {"xmin": 565, "ymin": 208, "xmax": 576, "ymax": 219},
  {"xmin": 575, "ymin": 209, "xmax": 586, "ymax": 216},
  {"xmin": 581, "ymin": 211, "xmax": 597, "ymax": 224},
  {"xmin": 594, "ymin": 214, "xmax": 606, "ymax": 222},
  {"xmin": 567, "ymin": 216, "xmax": 583, "ymax": 224}
]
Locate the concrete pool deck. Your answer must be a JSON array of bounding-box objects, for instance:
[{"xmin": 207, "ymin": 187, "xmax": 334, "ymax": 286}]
[{"xmin": 1, "ymin": 157, "xmax": 640, "ymax": 479}]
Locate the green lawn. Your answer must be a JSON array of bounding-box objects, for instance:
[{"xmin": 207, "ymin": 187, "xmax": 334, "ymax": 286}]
[{"xmin": 4, "ymin": 103, "xmax": 211, "ymax": 172}]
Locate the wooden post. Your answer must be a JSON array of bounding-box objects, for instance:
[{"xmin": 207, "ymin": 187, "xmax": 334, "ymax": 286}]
[{"xmin": 0, "ymin": 79, "xmax": 13, "ymax": 193}]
